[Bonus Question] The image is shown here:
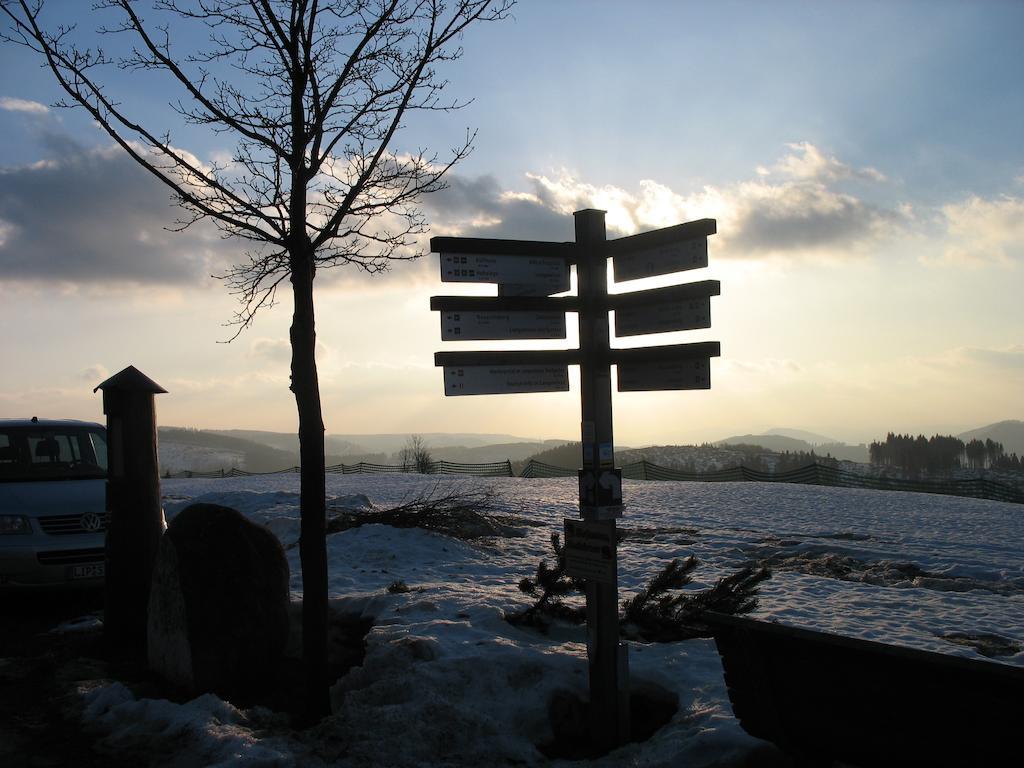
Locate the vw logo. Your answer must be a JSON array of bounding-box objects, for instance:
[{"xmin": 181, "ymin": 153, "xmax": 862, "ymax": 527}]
[{"xmin": 80, "ymin": 512, "xmax": 104, "ymax": 532}]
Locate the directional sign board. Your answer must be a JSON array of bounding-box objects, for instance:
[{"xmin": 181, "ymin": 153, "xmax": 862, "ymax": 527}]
[
  {"xmin": 441, "ymin": 310, "xmax": 566, "ymax": 341},
  {"xmin": 440, "ymin": 252, "xmax": 568, "ymax": 296},
  {"xmin": 611, "ymin": 280, "xmax": 718, "ymax": 338},
  {"xmin": 617, "ymin": 356, "xmax": 711, "ymax": 392},
  {"xmin": 563, "ymin": 518, "xmax": 617, "ymax": 584},
  {"xmin": 443, "ymin": 364, "xmax": 569, "ymax": 396},
  {"xmin": 612, "ymin": 237, "xmax": 706, "ymax": 282},
  {"xmin": 615, "ymin": 296, "xmax": 710, "ymax": 337},
  {"xmin": 609, "ymin": 218, "xmax": 715, "ymax": 282},
  {"xmin": 498, "ymin": 274, "xmax": 571, "ymax": 297}
]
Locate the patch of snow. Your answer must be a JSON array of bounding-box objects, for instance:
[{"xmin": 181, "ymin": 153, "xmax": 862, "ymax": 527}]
[{"xmin": 77, "ymin": 475, "xmax": 1024, "ymax": 765}]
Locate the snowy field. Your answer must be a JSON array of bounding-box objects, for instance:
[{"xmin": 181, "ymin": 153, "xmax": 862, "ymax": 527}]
[{"xmin": 80, "ymin": 475, "xmax": 1024, "ymax": 766}]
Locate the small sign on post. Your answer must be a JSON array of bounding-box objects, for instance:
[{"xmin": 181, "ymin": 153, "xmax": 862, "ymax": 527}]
[
  {"xmin": 563, "ymin": 518, "xmax": 617, "ymax": 584},
  {"xmin": 578, "ymin": 468, "xmax": 623, "ymax": 510}
]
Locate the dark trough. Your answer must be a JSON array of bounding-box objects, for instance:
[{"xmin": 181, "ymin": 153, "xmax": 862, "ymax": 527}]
[{"xmin": 705, "ymin": 613, "xmax": 1024, "ymax": 767}]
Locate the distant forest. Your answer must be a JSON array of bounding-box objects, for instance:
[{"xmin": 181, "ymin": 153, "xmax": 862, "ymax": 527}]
[
  {"xmin": 516, "ymin": 441, "xmax": 840, "ymax": 474},
  {"xmin": 868, "ymin": 433, "xmax": 1022, "ymax": 474},
  {"xmin": 521, "ymin": 434, "xmax": 1024, "ymax": 477}
]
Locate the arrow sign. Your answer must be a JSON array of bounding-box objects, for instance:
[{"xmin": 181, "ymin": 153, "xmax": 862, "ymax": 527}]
[
  {"xmin": 440, "ymin": 310, "xmax": 566, "ymax": 340},
  {"xmin": 432, "ymin": 236, "xmax": 574, "ymax": 297},
  {"xmin": 612, "ymin": 280, "xmax": 720, "ymax": 337},
  {"xmin": 439, "ymin": 252, "xmax": 568, "ymax": 296},
  {"xmin": 618, "ymin": 357, "xmax": 711, "ymax": 391},
  {"xmin": 431, "ymin": 295, "xmax": 575, "ymax": 340},
  {"xmin": 437, "ymin": 348, "xmax": 576, "ymax": 396},
  {"xmin": 443, "ymin": 364, "xmax": 569, "ymax": 396},
  {"xmin": 612, "ymin": 341, "xmax": 720, "ymax": 392},
  {"xmin": 608, "ymin": 218, "xmax": 715, "ymax": 282}
]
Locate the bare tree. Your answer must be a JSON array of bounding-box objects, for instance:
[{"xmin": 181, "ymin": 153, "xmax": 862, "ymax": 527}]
[
  {"xmin": 400, "ymin": 433, "xmax": 432, "ymax": 473},
  {"xmin": 2, "ymin": 0, "xmax": 512, "ymax": 720}
]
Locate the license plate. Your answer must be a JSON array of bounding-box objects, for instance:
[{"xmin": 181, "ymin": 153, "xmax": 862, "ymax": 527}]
[{"xmin": 68, "ymin": 563, "xmax": 105, "ymax": 579}]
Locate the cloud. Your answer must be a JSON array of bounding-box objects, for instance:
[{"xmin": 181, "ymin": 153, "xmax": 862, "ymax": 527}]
[
  {"xmin": 958, "ymin": 345, "xmax": 1024, "ymax": 370},
  {"xmin": 422, "ymin": 143, "xmax": 903, "ymax": 259},
  {"xmin": 937, "ymin": 195, "xmax": 1024, "ymax": 265},
  {"xmin": 421, "ymin": 173, "xmax": 575, "ymax": 242},
  {"xmin": 0, "ymin": 132, "xmax": 244, "ymax": 286},
  {"xmin": 0, "ymin": 97, "xmax": 49, "ymax": 114},
  {"xmin": 920, "ymin": 345, "xmax": 1024, "ymax": 374},
  {"xmin": 79, "ymin": 364, "xmax": 109, "ymax": 383},
  {"xmin": 249, "ymin": 337, "xmax": 292, "ymax": 363},
  {"xmin": 726, "ymin": 178, "xmax": 900, "ymax": 254},
  {"xmin": 770, "ymin": 142, "xmax": 886, "ymax": 183},
  {"xmin": 249, "ymin": 337, "xmax": 330, "ymax": 363}
]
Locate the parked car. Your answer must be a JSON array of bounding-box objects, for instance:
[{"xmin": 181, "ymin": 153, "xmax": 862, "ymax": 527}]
[{"xmin": 0, "ymin": 418, "xmax": 108, "ymax": 588}]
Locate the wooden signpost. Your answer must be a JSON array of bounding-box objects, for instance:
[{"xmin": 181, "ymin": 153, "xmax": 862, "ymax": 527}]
[{"xmin": 430, "ymin": 211, "xmax": 719, "ymax": 752}]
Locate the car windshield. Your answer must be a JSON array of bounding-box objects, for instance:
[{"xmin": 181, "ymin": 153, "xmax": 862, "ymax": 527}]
[{"xmin": 0, "ymin": 426, "xmax": 108, "ymax": 482}]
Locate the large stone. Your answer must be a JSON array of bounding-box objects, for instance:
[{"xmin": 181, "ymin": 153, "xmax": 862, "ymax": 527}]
[{"xmin": 147, "ymin": 503, "xmax": 290, "ymax": 701}]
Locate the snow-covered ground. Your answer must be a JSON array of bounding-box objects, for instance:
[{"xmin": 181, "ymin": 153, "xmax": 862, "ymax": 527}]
[{"xmin": 80, "ymin": 476, "xmax": 1024, "ymax": 766}]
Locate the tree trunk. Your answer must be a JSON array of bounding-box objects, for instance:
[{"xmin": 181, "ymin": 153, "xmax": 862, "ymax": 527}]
[{"xmin": 290, "ymin": 241, "xmax": 330, "ymax": 722}]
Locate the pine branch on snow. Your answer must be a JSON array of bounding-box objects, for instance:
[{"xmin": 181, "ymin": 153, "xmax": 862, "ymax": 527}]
[
  {"xmin": 506, "ymin": 533, "xmax": 587, "ymax": 630},
  {"xmin": 620, "ymin": 556, "xmax": 700, "ymax": 625},
  {"xmin": 621, "ymin": 561, "xmax": 771, "ymax": 642},
  {"xmin": 507, "ymin": 538, "xmax": 771, "ymax": 641}
]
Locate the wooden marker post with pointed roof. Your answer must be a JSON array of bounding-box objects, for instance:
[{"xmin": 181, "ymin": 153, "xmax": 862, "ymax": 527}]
[{"xmin": 95, "ymin": 365, "xmax": 167, "ymax": 653}]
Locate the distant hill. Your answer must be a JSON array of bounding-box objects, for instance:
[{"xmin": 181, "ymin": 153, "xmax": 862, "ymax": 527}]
[
  {"xmin": 519, "ymin": 442, "xmax": 582, "ymax": 469},
  {"xmin": 158, "ymin": 427, "xmax": 572, "ymax": 472},
  {"xmin": 957, "ymin": 420, "xmax": 1024, "ymax": 456},
  {"xmin": 207, "ymin": 429, "xmax": 564, "ymax": 457},
  {"xmin": 765, "ymin": 427, "xmax": 839, "ymax": 444},
  {"xmin": 717, "ymin": 434, "xmax": 812, "ymax": 453},
  {"xmin": 717, "ymin": 433, "xmax": 868, "ymax": 463},
  {"xmin": 159, "ymin": 427, "xmax": 300, "ymax": 473},
  {"xmin": 427, "ymin": 441, "xmax": 572, "ymax": 464}
]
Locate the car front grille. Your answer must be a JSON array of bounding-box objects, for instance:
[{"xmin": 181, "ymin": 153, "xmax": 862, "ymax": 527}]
[
  {"xmin": 38, "ymin": 512, "xmax": 110, "ymax": 535},
  {"xmin": 37, "ymin": 547, "xmax": 106, "ymax": 566}
]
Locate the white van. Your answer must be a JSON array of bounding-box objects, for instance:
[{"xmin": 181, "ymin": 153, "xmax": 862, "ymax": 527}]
[{"xmin": 0, "ymin": 418, "xmax": 108, "ymax": 588}]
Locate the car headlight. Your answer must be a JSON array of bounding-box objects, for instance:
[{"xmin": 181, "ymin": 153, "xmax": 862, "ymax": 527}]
[{"xmin": 0, "ymin": 515, "xmax": 32, "ymax": 535}]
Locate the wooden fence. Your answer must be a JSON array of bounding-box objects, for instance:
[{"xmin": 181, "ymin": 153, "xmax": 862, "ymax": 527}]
[{"xmin": 163, "ymin": 459, "xmax": 1024, "ymax": 505}]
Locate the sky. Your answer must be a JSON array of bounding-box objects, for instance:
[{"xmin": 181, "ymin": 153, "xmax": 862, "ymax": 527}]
[{"xmin": 1, "ymin": 0, "xmax": 1022, "ymax": 448}]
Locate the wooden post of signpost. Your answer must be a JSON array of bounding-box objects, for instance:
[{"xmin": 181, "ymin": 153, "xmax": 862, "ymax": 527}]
[{"xmin": 575, "ymin": 209, "xmax": 629, "ymax": 749}]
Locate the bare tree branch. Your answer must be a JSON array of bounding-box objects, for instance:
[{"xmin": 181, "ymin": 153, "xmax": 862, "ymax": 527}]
[{"xmin": 2, "ymin": 0, "xmax": 514, "ymax": 722}]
